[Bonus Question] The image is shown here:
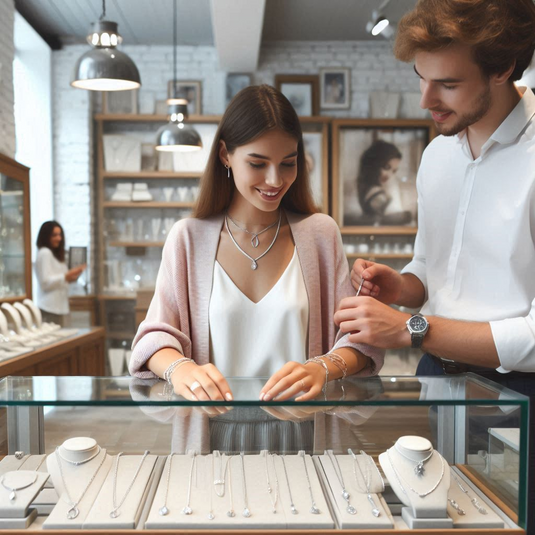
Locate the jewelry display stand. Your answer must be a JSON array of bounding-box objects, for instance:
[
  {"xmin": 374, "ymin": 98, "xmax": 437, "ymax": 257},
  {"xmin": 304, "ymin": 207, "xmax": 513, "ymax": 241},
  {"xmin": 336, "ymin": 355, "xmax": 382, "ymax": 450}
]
[
  {"xmin": 0, "ymin": 470, "xmax": 49, "ymax": 521},
  {"xmin": 316, "ymin": 451, "xmax": 394, "ymax": 529},
  {"xmin": 0, "ymin": 455, "xmax": 31, "ymax": 474},
  {"xmin": 379, "ymin": 435, "xmax": 452, "ymax": 529},
  {"xmin": 83, "ymin": 453, "xmax": 158, "ymax": 529}
]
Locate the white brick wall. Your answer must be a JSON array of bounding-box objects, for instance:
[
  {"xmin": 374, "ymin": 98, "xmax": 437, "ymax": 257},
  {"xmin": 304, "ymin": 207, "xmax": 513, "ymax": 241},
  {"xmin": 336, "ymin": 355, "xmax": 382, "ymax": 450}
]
[{"xmin": 0, "ymin": 0, "xmax": 15, "ymax": 158}]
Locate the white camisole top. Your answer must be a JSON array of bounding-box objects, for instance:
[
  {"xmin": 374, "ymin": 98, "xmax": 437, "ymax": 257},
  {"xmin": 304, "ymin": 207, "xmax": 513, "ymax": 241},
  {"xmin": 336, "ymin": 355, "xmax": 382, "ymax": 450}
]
[{"xmin": 209, "ymin": 248, "xmax": 309, "ymax": 378}]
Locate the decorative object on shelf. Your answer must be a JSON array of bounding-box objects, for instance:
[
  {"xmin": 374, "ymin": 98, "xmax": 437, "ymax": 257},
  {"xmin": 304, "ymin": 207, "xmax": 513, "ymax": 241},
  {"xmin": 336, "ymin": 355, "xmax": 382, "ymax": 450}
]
[
  {"xmin": 141, "ymin": 143, "xmax": 157, "ymax": 171},
  {"xmin": 279, "ymin": 455, "xmax": 298, "ymax": 514},
  {"xmin": 451, "ymin": 471, "xmax": 488, "ymax": 514},
  {"xmin": 167, "ymin": 80, "xmax": 202, "ymax": 116},
  {"xmin": 182, "ymin": 451, "xmax": 196, "ymax": 515},
  {"xmin": 275, "ymin": 75, "xmax": 319, "ymax": 116},
  {"xmin": 110, "ymin": 183, "xmax": 132, "ymax": 201},
  {"xmin": 370, "ymin": 91, "xmax": 401, "ymax": 119},
  {"xmin": 326, "ymin": 450, "xmax": 357, "ymax": 515},
  {"xmin": 102, "ymin": 89, "xmax": 139, "ymax": 115},
  {"xmin": 227, "ymin": 212, "xmax": 279, "ymax": 248},
  {"xmin": 348, "ymin": 449, "xmax": 381, "ymax": 517},
  {"xmin": 320, "ymin": 68, "xmax": 351, "ymax": 110},
  {"xmin": 264, "ymin": 453, "xmax": 279, "ymax": 514},
  {"xmin": 300, "ymin": 451, "xmax": 320, "ymax": 514},
  {"xmin": 132, "ymin": 183, "xmax": 153, "ymax": 202},
  {"xmin": 394, "ymin": 442, "xmax": 434, "ymax": 476},
  {"xmin": 158, "ymin": 454, "xmax": 174, "ymax": 515},
  {"xmin": 239, "ymin": 452, "xmax": 251, "ymax": 517},
  {"xmin": 163, "ymin": 187, "xmax": 174, "ymax": 202},
  {"xmin": 226, "ymin": 73, "xmax": 252, "ymax": 106},
  {"xmin": 110, "ymin": 450, "xmax": 150, "ymax": 518},
  {"xmin": 103, "ymin": 135, "xmax": 141, "ymax": 172},
  {"xmin": 0, "ymin": 471, "xmax": 37, "ymax": 501},
  {"xmin": 55, "ymin": 446, "xmax": 107, "ymax": 519},
  {"xmin": 303, "ymin": 131, "xmax": 324, "ymax": 208},
  {"xmin": 176, "ymin": 186, "xmax": 190, "ymax": 202},
  {"xmin": 71, "ymin": 0, "xmax": 141, "ymax": 91}
]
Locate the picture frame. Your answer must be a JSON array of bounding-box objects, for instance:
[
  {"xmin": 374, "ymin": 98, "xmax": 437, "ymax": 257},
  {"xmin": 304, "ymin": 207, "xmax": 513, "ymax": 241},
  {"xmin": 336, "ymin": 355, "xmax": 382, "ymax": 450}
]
[
  {"xmin": 68, "ymin": 246, "xmax": 87, "ymax": 269},
  {"xmin": 167, "ymin": 80, "xmax": 202, "ymax": 115},
  {"xmin": 275, "ymin": 75, "xmax": 319, "ymax": 116},
  {"xmin": 332, "ymin": 119, "xmax": 436, "ymax": 231},
  {"xmin": 225, "ymin": 73, "xmax": 252, "ymax": 105},
  {"xmin": 320, "ymin": 68, "xmax": 351, "ymax": 110},
  {"xmin": 102, "ymin": 89, "xmax": 139, "ymax": 115}
]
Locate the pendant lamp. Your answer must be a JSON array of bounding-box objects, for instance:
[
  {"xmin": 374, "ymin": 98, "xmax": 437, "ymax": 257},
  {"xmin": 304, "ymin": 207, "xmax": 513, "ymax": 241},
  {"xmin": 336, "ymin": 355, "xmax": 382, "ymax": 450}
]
[
  {"xmin": 71, "ymin": 0, "xmax": 141, "ymax": 91},
  {"xmin": 155, "ymin": 0, "xmax": 202, "ymax": 152}
]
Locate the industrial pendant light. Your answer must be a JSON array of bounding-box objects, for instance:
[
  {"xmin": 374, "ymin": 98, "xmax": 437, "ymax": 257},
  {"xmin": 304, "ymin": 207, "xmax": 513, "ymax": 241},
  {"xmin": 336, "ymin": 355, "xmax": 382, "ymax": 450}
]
[
  {"xmin": 155, "ymin": 0, "xmax": 202, "ymax": 152},
  {"xmin": 71, "ymin": 0, "xmax": 141, "ymax": 91}
]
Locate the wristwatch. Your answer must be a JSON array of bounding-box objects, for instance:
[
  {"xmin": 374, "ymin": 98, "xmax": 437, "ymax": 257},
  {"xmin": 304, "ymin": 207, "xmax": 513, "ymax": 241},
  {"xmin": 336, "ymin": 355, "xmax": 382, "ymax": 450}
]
[{"xmin": 406, "ymin": 314, "xmax": 429, "ymax": 348}]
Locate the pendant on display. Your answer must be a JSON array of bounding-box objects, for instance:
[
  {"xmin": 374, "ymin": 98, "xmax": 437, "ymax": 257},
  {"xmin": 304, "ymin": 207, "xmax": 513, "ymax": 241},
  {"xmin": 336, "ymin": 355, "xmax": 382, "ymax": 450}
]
[
  {"xmin": 310, "ymin": 505, "xmax": 320, "ymax": 514},
  {"xmin": 182, "ymin": 506, "xmax": 192, "ymax": 515},
  {"xmin": 242, "ymin": 507, "xmax": 251, "ymax": 517},
  {"xmin": 9, "ymin": 491, "xmax": 16, "ymax": 501},
  {"xmin": 414, "ymin": 462, "xmax": 425, "ymax": 476},
  {"xmin": 67, "ymin": 506, "xmax": 80, "ymax": 519},
  {"xmin": 159, "ymin": 506, "xmax": 169, "ymax": 516},
  {"xmin": 227, "ymin": 509, "xmax": 235, "ymax": 517},
  {"xmin": 110, "ymin": 509, "xmax": 120, "ymax": 519},
  {"xmin": 251, "ymin": 236, "xmax": 259, "ymax": 248},
  {"xmin": 346, "ymin": 504, "xmax": 357, "ymax": 515},
  {"xmin": 251, "ymin": 261, "xmax": 257, "ymax": 270}
]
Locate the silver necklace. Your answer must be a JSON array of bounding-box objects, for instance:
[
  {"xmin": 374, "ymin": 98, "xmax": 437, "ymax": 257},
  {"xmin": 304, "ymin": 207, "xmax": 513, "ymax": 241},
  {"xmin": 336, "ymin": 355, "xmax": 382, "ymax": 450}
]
[
  {"xmin": 239, "ymin": 452, "xmax": 251, "ymax": 517},
  {"xmin": 451, "ymin": 471, "xmax": 488, "ymax": 514},
  {"xmin": 182, "ymin": 452, "xmax": 196, "ymax": 515},
  {"xmin": 55, "ymin": 446, "xmax": 106, "ymax": 519},
  {"xmin": 213, "ymin": 451, "xmax": 226, "ymax": 498},
  {"xmin": 158, "ymin": 454, "xmax": 174, "ymax": 516},
  {"xmin": 207, "ymin": 455, "xmax": 215, "ymax": 520},
  {"xmin": 300, "ymin": 451, "xmax": 320, "ymax": 514},
  {"xmin": 279, "ymin": 455, "xmax": 298, "ymax": 514},
  {"xmin": 226, "ymin": 455, "xmax": 235, "ymax": 518},
  {"xmin": 264, "ymin": 453, "xmax": 279, "ymax": 514},
  {"xmin": 394, "ymin": 443, "xmax": 434, "ymax": 477},
  {"xmin": 225, "ymin": 210, "xmax": 282, "ymax": 270},
  {"xmin": 348, "ymin": 449, "xmax": 380, "ymax": 517},
  {"xmin": 1, "ymin": 472, "xmax": 37, "ymax": 502},
  {"xmin": 326, "ymin": 451, "xmax": 357, "ymax": 515},
  {"xmin": 227, "ymin": 212, "xmax": 279, "ymax": 248},
  {"xmin": 448, "ymin": 498, "xmax": 466, "ymax": 515},
  {"xmin": 57, "ymin": 446, "xmax": 102, "ymax": 466},
  {"xmin": 110, "ymin": 450, "xmax": 149, "ymax": 518},
  {"xmin": 386, "ymin": 447, "xmax": 445, "ymax": 498}
]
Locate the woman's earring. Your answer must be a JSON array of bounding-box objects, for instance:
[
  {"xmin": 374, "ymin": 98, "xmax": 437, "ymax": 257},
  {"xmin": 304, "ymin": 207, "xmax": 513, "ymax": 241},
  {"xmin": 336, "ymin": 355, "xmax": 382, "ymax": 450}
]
[{"xmin": 225, "ymin": 164, "xmax": 231, "ymax": 178}]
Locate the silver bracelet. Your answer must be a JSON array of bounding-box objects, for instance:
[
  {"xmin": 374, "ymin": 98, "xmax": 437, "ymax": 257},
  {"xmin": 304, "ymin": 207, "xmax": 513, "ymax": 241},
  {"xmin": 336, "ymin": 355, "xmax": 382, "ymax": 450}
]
[
  {"xmin": 305, "ymin": 357, "xmax": 329, "ymax": 391},
  {"xmin": 323, "ymin": 352, "xmax": 348, "ymax": 379},
  {"xmin": 163, "ymin": 357, "xmax": 193, "ymax": 385}
]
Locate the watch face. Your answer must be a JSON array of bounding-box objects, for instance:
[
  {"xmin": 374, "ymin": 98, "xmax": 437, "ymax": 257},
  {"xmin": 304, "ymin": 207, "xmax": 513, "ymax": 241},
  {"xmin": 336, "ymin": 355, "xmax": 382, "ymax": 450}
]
[{"xmin": 409, "ymin": 316, "xmax": 427, "ymax": 333}]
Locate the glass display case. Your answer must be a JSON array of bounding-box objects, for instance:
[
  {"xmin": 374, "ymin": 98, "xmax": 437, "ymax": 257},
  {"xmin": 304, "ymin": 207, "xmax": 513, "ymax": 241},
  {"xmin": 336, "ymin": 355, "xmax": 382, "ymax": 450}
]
[
  {"xmin": 0, "ymin": 373, "xmax": 527, "ymax": 532},
  {"xmin": 0, "ymin": 154, "xmax": 31, "ymax": 302}
]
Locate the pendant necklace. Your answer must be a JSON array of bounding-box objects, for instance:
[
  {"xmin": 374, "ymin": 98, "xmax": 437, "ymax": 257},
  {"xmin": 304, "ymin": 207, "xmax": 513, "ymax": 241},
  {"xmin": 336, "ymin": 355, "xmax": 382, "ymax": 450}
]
[
  {"xmin": 110, "ymin": 450, "xmax": 149, "ymax": 518},
  {"xmin": 57, "ymin": 446, "xmax": 102, "ymax": 466},
  {"xmin": 326, "ymin": 450, "xmax": 357, "ymax": 515},
  {"xmin": 279, "ymin": 455, "xmax": 298, "ymax": 514},
  {"xmin": 158, "ymin": 454, "xmax": 174, "ymax": 516},
  {"xmin": 448, "ymin": 498, "xmax": 466, "ymax": 515},
  {"xmin": 394, "ymin": 443, "xmax": 434, "ymax": 477},
  {"xmin": 348, "ymin": 449, "xmax": 381, "ymax": 517},
  {"xmin": 264, "ymin": 452, "xmax": 279, "ymax": 514},
  {"xmin": 207, "ymin": 455, "xmax": 215, "ymax": 520},
  {"xmin": 226, "ymin": 455, "xmax": 235, "ymax": 518},
  {"xmin": 0, "ymin": 472, "xmax": 37, "ymax": 502},
  {"xmin": 239, "ymin": 452, "xmax": 251, "ymax": 517},
  {"xmin": 451, "ymin": 471, "xmax": 488, "ymax": 514},
  {"xmin": 55, "ymin": 446, "xmax": 106, "ymax": 519},
  {"xmin": 226, "ymin": 212, "xmax": 279, "ymax": 248},
  {"xmin": 182, "ymin": 452, "xmax": 196, "ymax": 515},
  {"xmin": 300, "ymin": 451, "xmax": 320, "ymax": 514},
  {"xmin": 225, "ymin": 210, "xmax": 282, "ymax": 270},
  {"xmin": 386, "ymin": 447, "xmax": 445, "ymax": 498},
  {"xmin": 213, "ymin": 451, "xmax": 226, "ymax": 498}
]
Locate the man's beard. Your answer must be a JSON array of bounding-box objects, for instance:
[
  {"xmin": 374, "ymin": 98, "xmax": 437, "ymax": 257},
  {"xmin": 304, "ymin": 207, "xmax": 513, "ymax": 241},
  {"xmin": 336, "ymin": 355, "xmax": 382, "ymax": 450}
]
[{"xmin": 436, "ymin": 82, "xmax": 492, "ymax": 136}]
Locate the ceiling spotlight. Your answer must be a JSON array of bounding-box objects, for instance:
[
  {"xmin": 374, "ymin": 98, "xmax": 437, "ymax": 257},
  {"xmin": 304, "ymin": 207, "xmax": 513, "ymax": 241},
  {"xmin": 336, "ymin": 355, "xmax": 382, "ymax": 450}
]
[{"xmin": 366, "ymin": 1, "xmax": 394, "ymax": 39}]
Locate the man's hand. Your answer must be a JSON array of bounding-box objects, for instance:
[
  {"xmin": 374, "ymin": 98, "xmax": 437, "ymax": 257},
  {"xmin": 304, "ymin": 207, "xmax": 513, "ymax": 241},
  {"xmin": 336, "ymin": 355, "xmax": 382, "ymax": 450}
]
[
  {"xmin": 351, "ymin": 259, "xmax": 404, "ymax": 305},
  {"xmin": 334, "ymin": 296, "xmax": 411, "ymax": 349}
]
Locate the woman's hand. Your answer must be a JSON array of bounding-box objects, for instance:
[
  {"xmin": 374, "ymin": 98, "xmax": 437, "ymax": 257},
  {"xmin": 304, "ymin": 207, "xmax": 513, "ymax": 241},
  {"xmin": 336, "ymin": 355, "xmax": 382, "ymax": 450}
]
[
  {"xmin": 351, "ymin": 258, "xmax": 403, "ymax": 305},
  {"xmin": 171, "ymin": 361, "xmax": 233, "ymax": 403},
  {"xmin": 259, "ymin": 361, "xmax": 326, "ymax": 402},
  {"xmin": 65, "ymin": 264, "xmax": 86, "ymax": 283}
]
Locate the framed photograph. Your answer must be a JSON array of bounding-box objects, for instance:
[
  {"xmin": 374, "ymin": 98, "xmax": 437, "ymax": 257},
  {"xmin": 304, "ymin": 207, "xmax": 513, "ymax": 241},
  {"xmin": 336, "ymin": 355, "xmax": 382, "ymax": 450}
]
[
  {"xmin": 226, "ymin": 73, "xmax": 252, "ymax": 105},
  {"xmin": 275, "ymin": 75, "xmax": 319, "ymax": 116},
  {"xmin": 332, "ymin": 119, "xmax": 435, "ymax": 230},
  {"xmin": 68, "ymin": 246, "xmax": 87, "ymax": 269},
  {"xmin": 320, "ymin": 68, "xmax": 351, "ymax": 109},
  {"xmin": 102, "ymin": 89, "xmax": 139, "ymax": 114},
  {"xmin": 167, "ymin": 80, "xmax": 202, "ymax": 115}
]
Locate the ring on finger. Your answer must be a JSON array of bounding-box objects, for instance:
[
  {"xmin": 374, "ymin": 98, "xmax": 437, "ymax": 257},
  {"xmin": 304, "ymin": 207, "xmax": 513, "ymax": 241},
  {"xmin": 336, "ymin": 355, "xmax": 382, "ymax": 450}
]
[
  {"xmin": 190, "ymin": 380, "xmax": 202, "ymax": 392},
  {"xmin": 300, "ymin": 379, "xmax": 306, "ymax": 391}
]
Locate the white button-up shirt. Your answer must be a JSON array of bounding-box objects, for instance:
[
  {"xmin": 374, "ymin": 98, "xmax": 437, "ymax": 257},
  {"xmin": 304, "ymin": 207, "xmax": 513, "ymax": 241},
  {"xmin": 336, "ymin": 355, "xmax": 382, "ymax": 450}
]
[{"xmin": 402, "ymin": 87, "xmax": 535, "ymax": 372}]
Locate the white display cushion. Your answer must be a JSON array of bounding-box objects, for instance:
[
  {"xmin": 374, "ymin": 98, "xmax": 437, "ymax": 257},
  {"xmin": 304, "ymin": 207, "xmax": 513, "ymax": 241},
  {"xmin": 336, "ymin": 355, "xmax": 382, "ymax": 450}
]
[
  {"xmin": 83, "ymin": 453, "xmax": 158, "ymax": 529},
  {"xmin": 0, "ymin": 455, "xmax": 30, "ymax": 476},
  {"xmin": 32, "ymin": 488, "xmax": 58, "ymax": 505},
  {"xmin": 316, "ymin": 453, "xmax": 394, "ymax": 529},
  {"xmin": 19, "ymin": 454, "xmax": 46, "ymax": 472},
  {"xmin": 0, "ymin": 470, "xmax": 49, "ymax": 518},
  {"xmin": 0, "ymin": 507, "xmax": 37, "ymax": 529}
]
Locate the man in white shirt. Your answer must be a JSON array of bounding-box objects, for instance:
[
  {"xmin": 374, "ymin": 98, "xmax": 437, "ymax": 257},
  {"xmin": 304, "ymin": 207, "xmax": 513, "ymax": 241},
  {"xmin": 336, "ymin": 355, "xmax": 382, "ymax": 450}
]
[{"xmin": 334, "ymin": 0, "xmax": 535, "ymax": 531}]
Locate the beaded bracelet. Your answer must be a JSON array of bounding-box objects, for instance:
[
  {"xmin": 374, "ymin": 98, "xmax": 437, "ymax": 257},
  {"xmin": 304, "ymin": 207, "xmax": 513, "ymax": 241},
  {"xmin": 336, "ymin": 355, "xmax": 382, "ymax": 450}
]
[
  {"xmin": 304, "ymin": 357, "xmax": 329, "ymax": 391},
  {"xmin": 163, "ymin": 357, "xmax": 193, "ymax": 385},
  {"xmin": 323, "ymin": 352, "xmax": 348, "ymax": 379}
]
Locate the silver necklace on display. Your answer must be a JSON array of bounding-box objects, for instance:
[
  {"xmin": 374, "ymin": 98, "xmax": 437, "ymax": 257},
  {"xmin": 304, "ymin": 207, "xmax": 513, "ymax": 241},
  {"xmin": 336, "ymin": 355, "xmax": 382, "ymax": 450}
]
[
  {"xmin": 451, "ymin": 471, "xmax": 488, "ymax": 514},
  {"xmin": 225, "ymin": 210, "xmax": 282, "ymax": 270},
  {"xmin": 326, "ymin": 450, "xmax": 357, "ymax": 515},
  {"xmin": 386, "ymin": 447, "xmax": 445, "ymax": 498},
  {"xmin": 394, "ymin": 443, "xmax": 434, "ymax": 477},
  {"xmin": 226, "ymin": 455, "xmax": 235, "ymax": 518},
  {"xmin": 348, "ymin": 449, "xmax": 381, "ymax": 517},
  {"xmin": 279, "ymin": 455, "xmax": 298, "ymax": 515},
  {"xmin": 0, "ymin": 472, "xmax": 37, "ymax": 502},
  {"xmin": 55, "ymin": 446, "xmax": 107, "ymax": 519},
  {"xmin": 57, "ymin": 446, "xmax": 102, "ymax": 466},
  {"xmin": 448, "ymin": 498, "xmax": 466, "ymax": 515},
  {"xmin": 110, "ymin": 450, "xmax": 150, "ymax": 518},
  {"xmin": 300, "ymin": 451, "xmax": 320, "ymax": 514},
  {"xmin": 182, "ymin": 452, "xmax": 196, "ymax": 515},
  {"xmin": 239, "ymin": 452, "xmax": 252, "ymax": 517},
  {"xmin": 213, "ymin": 451, "xmax": 226, "ymax": 498},
  {"xmin": 158, "ymin": 454, "xmax": 174, "ymax": 516},
  {"xmin": 226, "ymin": 212, "xmax": 279, "ymax": 248},
  {"xmin": 264, "ymin": 452, "xmax": 279, "ymax": 514},
  {"xmin": 207, "ymin": 455, "xmax": 215, "ymax": 520}
]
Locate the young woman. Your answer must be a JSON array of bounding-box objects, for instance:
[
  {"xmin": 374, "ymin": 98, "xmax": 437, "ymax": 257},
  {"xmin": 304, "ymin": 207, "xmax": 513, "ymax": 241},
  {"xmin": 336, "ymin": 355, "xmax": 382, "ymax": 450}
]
[
  {"xmin": 35, "ymin": 221, "xmax": 85, "ymax": 326},
  {"xmin": 129, "ymin": 85, "xmax": 383, "ymax": 403}
]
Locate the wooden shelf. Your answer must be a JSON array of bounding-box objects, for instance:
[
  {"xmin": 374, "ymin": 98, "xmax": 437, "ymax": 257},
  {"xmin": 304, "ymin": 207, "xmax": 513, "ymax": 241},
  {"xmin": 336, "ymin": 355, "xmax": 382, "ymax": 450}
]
[
  {"xmin": 94, "ymin": 113, "xmax": 221, "ymax": 123},
  {"xmin": 98, "ymin": 294, "xmax": 137, "ymax": 301},
  {"xmin": 108, "ymin": 242, "xmax": 165, "ymax": 247},
  {"xmin": 106, "ymin": 330, "xmax": 135, "ymax": 340},
  {"xmin": 103, "ymin": 201, "xmax": 194, "ymax": 208},
  {"xmin": 102, "ymin": 171, "xmax": 202, "ymax": 179},
  {"xmin": 346, "ymin": 253, "xmax": 413, "ymax": 260},
  {"xmin": 341, "ymin": 226, "xmax": 418, "ymax": 236}
]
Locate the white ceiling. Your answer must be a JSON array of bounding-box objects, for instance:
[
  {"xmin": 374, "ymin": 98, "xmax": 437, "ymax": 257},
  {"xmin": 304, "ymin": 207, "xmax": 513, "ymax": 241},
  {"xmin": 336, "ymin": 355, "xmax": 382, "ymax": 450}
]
[{"xmin": 15, "ymin": 0, "xmax": 417, "ymax": 48}]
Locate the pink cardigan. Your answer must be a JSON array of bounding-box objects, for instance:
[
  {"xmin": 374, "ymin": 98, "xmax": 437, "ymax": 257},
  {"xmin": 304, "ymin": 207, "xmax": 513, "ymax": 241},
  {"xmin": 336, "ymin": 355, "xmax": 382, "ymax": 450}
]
[{"xmin": 129, "ymin": 211, "xmax": 384, "ymax": 378}]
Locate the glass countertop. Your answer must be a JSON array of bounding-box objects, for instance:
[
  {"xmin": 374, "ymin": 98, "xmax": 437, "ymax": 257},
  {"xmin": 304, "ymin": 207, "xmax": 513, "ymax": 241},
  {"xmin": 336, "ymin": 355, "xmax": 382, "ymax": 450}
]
[{"xmin": 0, "ymin": 374, "xmax": 528, "ymax": 407}]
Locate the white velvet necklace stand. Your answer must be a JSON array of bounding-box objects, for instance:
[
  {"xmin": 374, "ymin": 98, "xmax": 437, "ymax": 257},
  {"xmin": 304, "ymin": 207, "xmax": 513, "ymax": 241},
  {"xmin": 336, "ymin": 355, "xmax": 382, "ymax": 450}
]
[
  {"xmin": 379, "ymin": 435, "xmax": 452, "ymax": 529},
  {"xmin": 44, "ymin": 437, "xmax": 113, "ymax": 530}
]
